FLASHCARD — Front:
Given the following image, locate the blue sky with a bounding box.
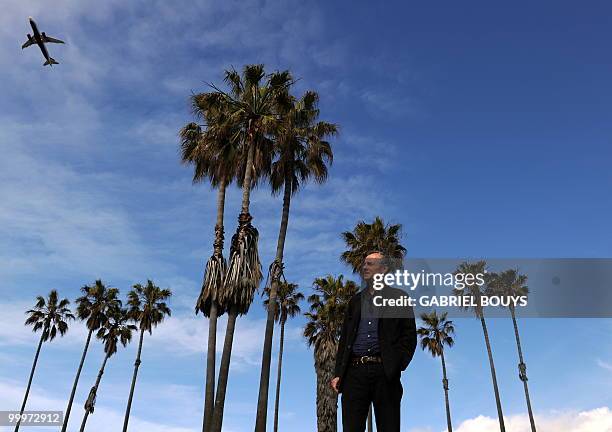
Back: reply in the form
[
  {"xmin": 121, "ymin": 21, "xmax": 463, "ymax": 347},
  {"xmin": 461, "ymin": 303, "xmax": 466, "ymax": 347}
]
[{"xmin": 1, "ymin": 1, "xmax": 611, "ymax": 431}]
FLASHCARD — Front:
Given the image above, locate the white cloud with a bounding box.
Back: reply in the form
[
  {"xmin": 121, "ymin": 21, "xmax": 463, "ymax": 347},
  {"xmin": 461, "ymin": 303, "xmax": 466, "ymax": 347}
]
[
  {"xmin": 0, "ymin": 379, "xmax": 196, "ymax": 432},
  {"xmin": 453, "ymin": 407, "xmax": 612, "ymax": 432},
  {"xmin": 597, "ymin": 359, "xmax": 612, "ymax": 373},
  {"xmin": 147, "ymin": 312, "xmax": 305, "ymax": 369},
  {"xmin": 146, "ymin": 313, "xmax": 267, "ymax": 366}
]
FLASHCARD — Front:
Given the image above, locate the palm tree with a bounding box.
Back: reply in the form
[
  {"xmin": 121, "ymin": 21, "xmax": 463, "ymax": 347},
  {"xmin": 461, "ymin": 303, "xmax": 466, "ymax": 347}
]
[
  {"xmin": 183, "ymin": 77, "xmax": 276, "ymax": 432},
  {"xmin": 61, "ymin": 280, "xmax": 120, "ymax": 432},
  {"xmin": 263, "ymin": 282, "xmax": 304, "ymax": 432},
  {"xmin": 15, "ymin": 290, "xmax": 74, "ymax": 432},
  {"xmin": 489, "ymin": 269, "xmax": 536, "ymax": 432},
  {"xmin": 122, "ymin": 280, "xmax": 172, "ymax": 432},
  {"xmin": 340, "ymin": 216, "xmax": 406, "ymax": 273},
  {"xmin": 208, "ymin": 64, "xmax": 292, "ymax": 432},
  {"xmin": 453, "ymin": 261, "xmax": 505, "ymax": 432},
  {"xmin": 304, "ymin": 275, "xmax": 357, "ymax": 432},
  {"xmin": 340, "ymin": 216, "xmax": 406, "ymax": 430},
  {"xmin": 80, "ymin": 307, "xmax": 135, "ymax": 431},
  {"xmin": 180, "ymin": 90, "xmax": 241, "ymax": 432},
  {"xmin": 418, "ymin": 311, "xmax": 455, "ymax": 432},
  {"xmin": 255, "ymin": 90, "xmax": 337, "ymax": 431}
]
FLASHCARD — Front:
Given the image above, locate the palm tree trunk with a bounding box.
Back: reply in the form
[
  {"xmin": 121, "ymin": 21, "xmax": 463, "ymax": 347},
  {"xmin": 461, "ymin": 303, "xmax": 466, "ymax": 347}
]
[
  {"xmin": 80, "ymin": 353, "xmax": 110, "ymax": 432},
  {"xmin": 210, "ymin": 305, "xmax": 238, "ymax": 432},
  {"xmin": 241, "ymin": 127, "xmax": 255, "ymax": 214},
  {"xmin": 479, "ymin": 313, "xmax": 506, "ymax": 432},
  {"xmin": 203, "ymin": 301, "xmax": 218, "ymax": 432},
  {"xmin": 62, "ymin": 329, "xmax": 93, "ymax": 432},
  {"xmin": 367, "ymin": 406, "xmax": 373, "ymax": 431},
  {"xmin": 255, "ymin": 173, "xmax": 292, "ymax": 432},
  {"xmin": 122, "ymin": 329, "xmax": 145, "ymax": 432},
  {"xmin": 14, "ymin": 333, "xmax": 44, "ymax": 432},
  {"xmin": 510, "ymin": 307, "xmax": 536, "ymax": 432},
  {"xmin": 203, "ymin": 180, "xmax": 227, "ymax": 432},
  {"xmin": 314, "ymin": 351, "xmax": 337, "ymax": 432},
  {"xmin": 215, "ymin": 180, "xmax": 227, "ymax": 237},
  {"xmin": 273, "ymin": 321, "xmax": 286, "ymax": 432},
  {"xmin": 440, "ymin": 350, "xmax": 453, "ymax": 432}
]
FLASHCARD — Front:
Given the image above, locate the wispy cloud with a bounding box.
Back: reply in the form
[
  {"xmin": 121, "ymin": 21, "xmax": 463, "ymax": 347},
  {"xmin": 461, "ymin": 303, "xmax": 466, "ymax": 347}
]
[
  {"xmin": 0, "ymin": 142, "xmax": 167, "ymax": 285},
  {"xmin": 0, "ymin": 379, "xmax": 197, "ymax": 432},
  {"xmin": 360, "ymin": 88, "xmax": 421, "ymax": 119},
  {"xmin": 597, "ymin": 358, "xmax": 612, "ymax": 373}
]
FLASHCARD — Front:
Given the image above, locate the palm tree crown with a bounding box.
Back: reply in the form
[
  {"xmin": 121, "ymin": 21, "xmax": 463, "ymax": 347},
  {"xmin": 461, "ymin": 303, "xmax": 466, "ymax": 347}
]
[
  {"xmin": 188, "ymin": 85, "xmax": 274, "ymax": 191},
  {"xmin": 488, "ymin": 269, "xmax": 529, "ymax": 306},
  {"xmin": 25, "ymin": 289, "xmax": 74, "ymax": 341},
  {"xmin": 180, "ymin": 97, "xmax": 238, "ymax": 188},
  {"xmin": 127, "ymin": 280, "xmax": 172, "ymax": 333},
  {"xmin": 98, "ymin": 307, "xmax": 136, "ymax": 356},
  {"xmin": 452, "ymin": 260, "xmax": 489, "ymax": 315},
  {"xmin": 264, "ymin": 282, "xmax": 304, "ymax": 324},
  {"xmin": 269, "ymin": 90, "xmax": 336, "ymax": 196},
  {"xmin": 418, "ymin": 311, "xmax": 455, "ymax": 356},
  {"xmin": 341, "ymin": 216, "xmax": 406, "ymax": 273},
  {"xmin": 76, "ymin": 280, "xmax": 121, "ymax": 332}
]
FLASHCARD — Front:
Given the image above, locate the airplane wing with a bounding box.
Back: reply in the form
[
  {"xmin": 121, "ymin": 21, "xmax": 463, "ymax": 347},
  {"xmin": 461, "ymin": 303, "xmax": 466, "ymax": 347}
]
[
  {"xmin": 21, "ymin": 37, "xmax": 35, "ymax": 49},
  {"xmin": 41, "ymin": 34, "xmax": 65, "ymax": 44}
]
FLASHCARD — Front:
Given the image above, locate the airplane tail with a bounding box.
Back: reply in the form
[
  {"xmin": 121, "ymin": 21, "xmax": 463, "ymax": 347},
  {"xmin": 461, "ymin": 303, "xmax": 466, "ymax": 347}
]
[{"xmin": 44, "ymin": 57, "xmax": 59, "ymax": 66}]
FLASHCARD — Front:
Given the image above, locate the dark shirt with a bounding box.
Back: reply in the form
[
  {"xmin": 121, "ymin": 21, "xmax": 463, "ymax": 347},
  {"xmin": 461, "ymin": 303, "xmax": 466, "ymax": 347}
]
[{"xmin": 351, "ymin": 289, "xmax": 380, "ymax": 356}]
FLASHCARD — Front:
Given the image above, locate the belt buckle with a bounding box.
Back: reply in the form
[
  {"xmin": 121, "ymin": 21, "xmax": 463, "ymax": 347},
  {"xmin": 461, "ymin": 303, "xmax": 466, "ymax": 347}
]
[{"xmin": 360, "ymin": 356, "xmax": 367, "ymax": 364}]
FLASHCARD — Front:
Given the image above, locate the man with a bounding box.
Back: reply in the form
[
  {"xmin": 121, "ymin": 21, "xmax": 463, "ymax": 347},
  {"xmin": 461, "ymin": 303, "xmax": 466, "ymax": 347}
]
[{"xmin": 331, "ymin": 251, "xmax": 417, "ymax": 431}]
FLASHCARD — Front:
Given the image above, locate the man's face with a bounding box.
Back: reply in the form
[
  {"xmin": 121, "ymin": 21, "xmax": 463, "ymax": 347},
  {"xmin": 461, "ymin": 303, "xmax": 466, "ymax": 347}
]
[{"xmin": 361, "ymin": 253, "xmax": 388, "ymax": 282}]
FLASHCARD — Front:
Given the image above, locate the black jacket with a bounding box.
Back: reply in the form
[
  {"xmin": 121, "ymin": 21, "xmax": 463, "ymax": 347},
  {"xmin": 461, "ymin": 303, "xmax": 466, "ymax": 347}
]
[{"xmin": 334, "ymin": 286, "xmax": 417, "ymax": 392}]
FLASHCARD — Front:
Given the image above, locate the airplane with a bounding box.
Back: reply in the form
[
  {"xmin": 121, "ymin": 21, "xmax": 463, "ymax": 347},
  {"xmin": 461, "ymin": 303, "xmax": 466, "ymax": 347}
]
[{"xmin": 21, "ymin": 17, "xmax": 65, "ymax": 66}]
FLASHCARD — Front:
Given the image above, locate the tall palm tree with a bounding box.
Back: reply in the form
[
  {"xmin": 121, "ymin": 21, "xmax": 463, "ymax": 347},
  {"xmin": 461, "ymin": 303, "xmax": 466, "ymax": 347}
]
[
  {"xmin": 340, "ymin": 216, "xmax": 406, "ymax": 273},
  {"xmin": 453, "ymin": 261, "xmax": 505, "ymax": 432},
  {"xmin": 489, "ymin": 269, "xmax": 536, "ymax": 432},
  {"xmin": 80, "ymin": 307, "xmax": 135, "ymax": 432},
  {"xmin": 180, "ymin": 90, "xmax": 242, "ymax": 432},
  {"xmin": 304, "ymin": 275, "xmax": 357, "ymax": 432},
  {"xmin": 181, "ymin": 120, "xmax": 227, "ymax": 432},
  {"xmin": 183, "ymin": 79, "xmax": 276, "ymax": 432},
  {"xmin": 15, "ymin": 290, "xmax": 74, "ymax": 432},
  {"xmin": 255, "ymin": 90, "xmax": 337, "ymax": 431},
  {"xmin": 263, "ymin": 282, "xmax": 304, "ymax": 432},
  {"xmin": 340, "ymin": 216, "xmax": 406, "ymax": 430},
  {"xmin": 62, "ymin": 280, "xmax": 120, "ymax": 432},
  {"xmin": 208, "ymin": 64, "xmax": 292, "ymax": 432},
  {"xmin": 418, "ymin": 311, "xmax": 455, "ymax": 432},
  {"xmin": 122, "ymin": 280, "xmax": 172, "ymax": 432}
]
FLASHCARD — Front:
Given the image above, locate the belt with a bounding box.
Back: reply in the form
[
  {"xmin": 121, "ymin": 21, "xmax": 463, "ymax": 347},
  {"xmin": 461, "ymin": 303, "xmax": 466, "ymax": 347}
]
[{"xmin": 350, "ymin": 355, "xmax": 382, "ymax": 365}]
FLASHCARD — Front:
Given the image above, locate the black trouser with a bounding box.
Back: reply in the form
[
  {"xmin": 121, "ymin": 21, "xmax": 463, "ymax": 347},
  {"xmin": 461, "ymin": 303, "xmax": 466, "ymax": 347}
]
[{"xmin": 341, "ymin": 362, "xmax": 403, "ymax": 432}]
